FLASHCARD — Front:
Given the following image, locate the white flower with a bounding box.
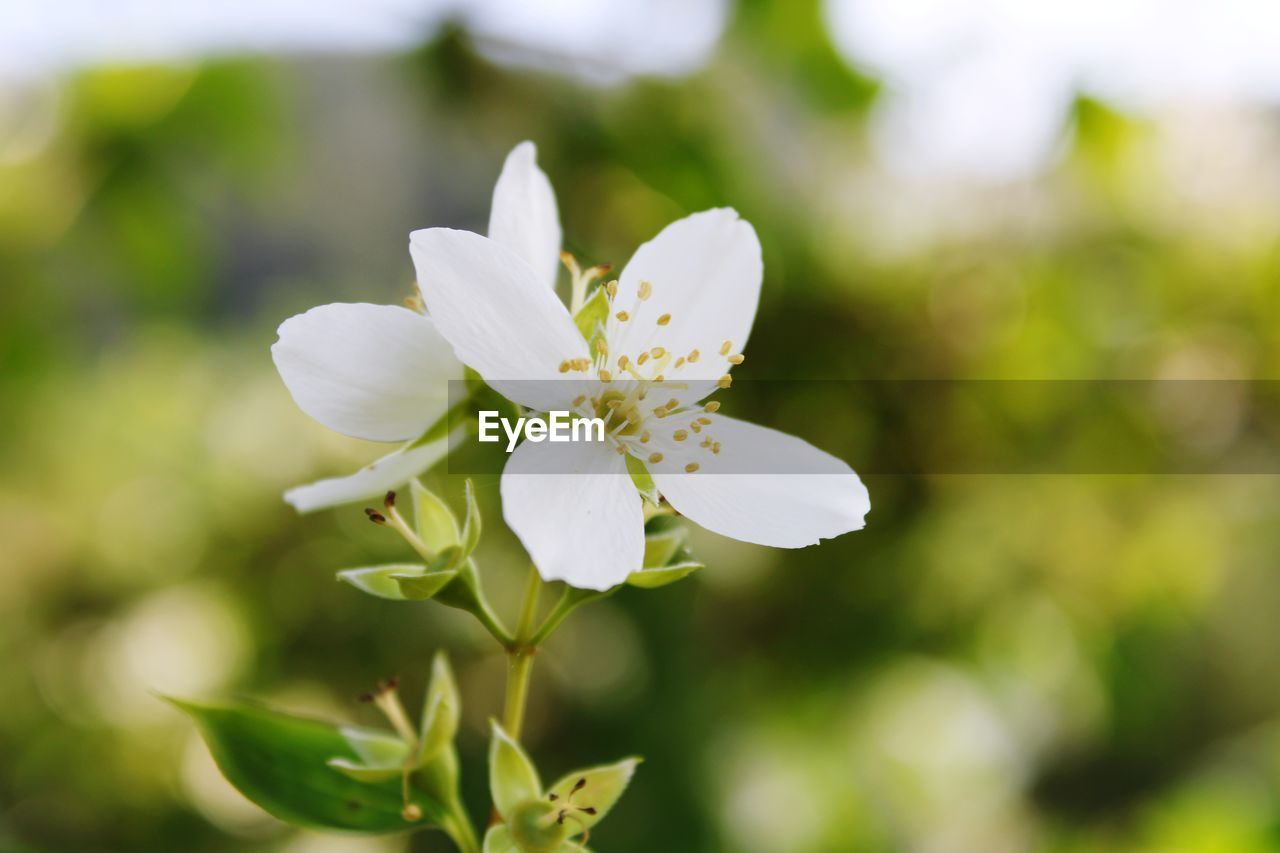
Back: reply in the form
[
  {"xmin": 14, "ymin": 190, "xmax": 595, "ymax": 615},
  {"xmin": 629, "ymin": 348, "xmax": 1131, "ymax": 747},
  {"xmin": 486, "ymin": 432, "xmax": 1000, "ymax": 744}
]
[
  {"xmin": 272, "ymin": 142, "xmax": 561, "ymax": 512},
  {"xmin": 410, "ymin": 206, "xmax": 870, "ymax": 591}
]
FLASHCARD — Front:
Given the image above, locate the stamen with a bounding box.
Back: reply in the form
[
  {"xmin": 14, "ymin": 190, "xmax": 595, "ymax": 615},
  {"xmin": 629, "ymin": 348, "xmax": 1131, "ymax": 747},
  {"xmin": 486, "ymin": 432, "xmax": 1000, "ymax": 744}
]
[
  {"xmin": 637, "ymin": 352, "xmax": 650, "ymax": 365},
  {"xmin": 572, "ymin": 395, "xmax": 586, "ymax": 407},
  {"xmin": 697, "ymin": 417, "xmax": 712, "ymax": 425},
  {"xmin": 653, "ymin": 374, "xmax": 665, "ymax": 382},
  {"xmin": 365, "ymin": 508, "xmax": 386, "ymax": 524},
  {"xmin": 713, "ymin": 442, "xmax": 721, "ymax": 454},
  {"xmin": 673, "ymin": 430, "xmax": 688, "ymax": 441},
  {"xmin": 648, "ymin": 453, "xmax": 663, "ymax": 464},
  {"xmin": 618, "ymin": 355, "xmax": 630, "ymax": 369},
  {"xmin": 691, "ymin": 423, "xmax": 702, "ymax": 433},
  {"xmin": 638, "ymin": 280, "xmax": 652, "ymax": 300},
  {"xmin": 704, "ymin": 401, "xmax": 721, "ymax": 413},
  {"xmin": 606, "ymin": 280, "xmax": 618, "ymax": 299},
  {"xmin": 596, "ymin": 339, "xmax": 609, "ymax": 356},
  {"xmin": 674, "ymin": 357, "xmax": 685, "ymax": 368},
  {"xmin": 606, "ymin": 399, "xmax": 623, "ymax": 409},
  {"xmin": 616, "ymin": 311, "xmax": 630, "ymax": 322},
  {"xmin": 685, "ymin": 462, "xmax": 700, "ymax": 473},
  {"xmin": 559, "ymin": 360, "xmax": 571, "ymax": 373},
  {"xmin": 665, "ymin": 398, "xmax": 679, "ymax": 410},
  {"xmin": 728, "ymin": 354, "xmax": 745, "ymax": 364},
  {"xmin": 700, "ymin": 437, "xmax": 713, "ymax": 448},
  {"xmin": 599, "ymin": 369, "xmax": 613, "ymax": 382},
  {"xmin": 688, "ymin": 349, "xmax": 700, "ymax": 363},
  {"xmin": 657, "ymin": 313, "xmax": 672, "ymax": 326},
  {"xmin": 720, "ymin": 340, "xmax": 732, "ymax": 356},
  {"xmin": 653, "ymin": 406, "xmax": 667, "ymax": 418},
  {"xmin": 651, "ymin": 347, "xmax": 666, "ymax": 359},
  {"xmin": 640, "ymin": 431, "xmax": 651, "ymax": 443},
  {"xmin": 717, "ymin": 374, "xmax": 733, "ymax": 388}
]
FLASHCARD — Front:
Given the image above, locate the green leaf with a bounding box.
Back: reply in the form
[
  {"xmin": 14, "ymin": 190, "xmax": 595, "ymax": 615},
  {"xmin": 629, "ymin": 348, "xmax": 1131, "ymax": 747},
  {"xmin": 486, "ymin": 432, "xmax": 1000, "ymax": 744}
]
[
  {"xmin": 411, "ymin": 479, "xmax": 461, "ymax": 552},
  {"xmin": 171, "ymin": 699, "xmax": 444, "ymax": 832},
  {"xmin": 546, "ymin": 757, "xmax": 641, "ymax": 832},
  {"xmin": 338, "ymin": 564, "xmax": 436, "ymax": 601},
  {"xmin": 626, "ymin": 561, "xmax": 704, "ymax": 589},
  {"xmin": 325, "ymin": 727, "xmax": 411, "ymax": 782},
  {"xmin": 393, "ymin": 563, "xmax": 459, "ymax": 601},
  {"xmin": 624, "ymin": 455, "xmax": 659, "ymax": 505},
  {"xmin": 460, "ymin": 479, "xmax": 482, "ymax": 558},
  {"xmin": 488, "ymin": 721, "xmax": 541, "ymax": 820},
  {"xmin": 418, "ymin": 652, "xmax": 460, "ymax": 764},
  {"xmin": 642, "ymin": 527, "xmax": 688, "ymax": 568},
  {"xmin": 573, "ymin": 283, "xmax": 610, "ymax": 344}
]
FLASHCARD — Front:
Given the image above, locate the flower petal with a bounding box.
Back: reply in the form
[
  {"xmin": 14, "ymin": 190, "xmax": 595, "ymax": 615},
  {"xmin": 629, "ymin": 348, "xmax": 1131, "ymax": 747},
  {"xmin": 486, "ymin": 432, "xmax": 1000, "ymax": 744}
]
[
  {"xmin": 488, "ymin": 141, "xmax": 561, "ymax": 290},
  {"xmin": 410, "ymin": 228, "xmax": 588, "ymax": 411},
  {"xmin": 283, "ymin": 438, "xmax": 450, "ymax": 513},
  {"xmin": 606, "ymin": 208, "xmax": 762, "ymax": 380},
  {"xmin": 651, "ymin": 415, "xmax": 870, "ymax": 548},
  {"xmin": 272, "ymin": 303, "xmax": 460, "ymax": 442},
  {"xmin": 500, "ymin": 439, "xmax": 644, "ymax": 590}
]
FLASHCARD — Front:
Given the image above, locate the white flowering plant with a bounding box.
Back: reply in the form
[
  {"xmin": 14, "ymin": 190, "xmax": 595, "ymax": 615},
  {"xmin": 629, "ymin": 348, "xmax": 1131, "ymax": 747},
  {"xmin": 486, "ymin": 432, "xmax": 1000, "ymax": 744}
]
[{"xmin": 176, "ymin": 143, "xmax": 870, "ymax": 851}]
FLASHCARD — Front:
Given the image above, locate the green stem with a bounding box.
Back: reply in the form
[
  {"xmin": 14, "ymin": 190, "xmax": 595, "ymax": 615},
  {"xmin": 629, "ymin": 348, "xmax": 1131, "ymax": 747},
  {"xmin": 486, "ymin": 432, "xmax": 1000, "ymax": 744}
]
[
  {"xmin": 527, "ymin": 588, "xmax": 582, "ymax": 646},
  {"xmin": 443, "ymin": 802, "xmax": 481, "ymax": 853},
  {"xmin": 502, "ymin": 565, "xmax": 542, "ymax": 739}
]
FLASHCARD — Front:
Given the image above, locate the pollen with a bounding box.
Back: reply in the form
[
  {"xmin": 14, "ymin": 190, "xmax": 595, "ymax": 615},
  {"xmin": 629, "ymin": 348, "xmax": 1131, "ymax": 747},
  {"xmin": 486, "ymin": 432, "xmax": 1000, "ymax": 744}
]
[
  {"xmin": 704, "ymin": 401, "xmax": 721, "ymax": 413},
  {"xmin": 685, "ymin": 462, "xmax": 700, "ymax": 473},
  {"xmin": 688, "ymin": 349, "xmax": 700, "ymax": 363},
  {"xmin": 606, "ymin": 280, "xmax": 618, "ymax": 298},
  {"xmin": 559, "ymin": 360, "xmax": 571, "ymax": 373},
  {"xmin": 728, "ymin": 354, "xmax": 745, "ymax": 364},
  {"xmin": 638, "ymin": 280, "xmax": 652, "ymax": 300},
  {"xmin": 720, "ymin": 340, "xmax": 732, "ymax": 356},
  {"xmin": 616, "ymin": 311, "xmax": 630, "ymax": 322},
  {"xmin": 657, "ymin": 313, "xmax": 671, "ymax": 326},
  {"xmin": 651, "ymin": 347, "xmax": 666, "ymax": 358},
  {"xmin": 648, "ymin": 452, "xmax": 663, "ymax": 464},
  {"xmin": 674, "ymin": 430, "xmax": 688, "ymax": 441},
  {"xmin": 717, "ymin": 374, "xmax": 733, "ymax": 389},
  {"xmin": 599, "ymin": 369, "xmax": 613, "ymax": 382}
]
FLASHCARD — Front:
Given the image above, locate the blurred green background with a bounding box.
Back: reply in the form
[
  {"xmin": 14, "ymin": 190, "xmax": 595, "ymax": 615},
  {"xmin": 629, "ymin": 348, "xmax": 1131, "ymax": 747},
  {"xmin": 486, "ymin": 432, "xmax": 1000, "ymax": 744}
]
[{"xmin": 5, "ymin": 1, "xmax": 1280, "ymax": 851}]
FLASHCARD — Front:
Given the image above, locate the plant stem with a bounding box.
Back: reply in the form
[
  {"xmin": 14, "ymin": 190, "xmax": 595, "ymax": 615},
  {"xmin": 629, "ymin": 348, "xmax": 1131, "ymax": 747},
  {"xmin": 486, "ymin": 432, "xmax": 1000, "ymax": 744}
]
[
  {"xmin": 443, "ymin": 802, "xmax": 481, "ymax": 853},
  {"xmin": 502, "ymin": 564, "xmax": 542, "ymax": 739}
]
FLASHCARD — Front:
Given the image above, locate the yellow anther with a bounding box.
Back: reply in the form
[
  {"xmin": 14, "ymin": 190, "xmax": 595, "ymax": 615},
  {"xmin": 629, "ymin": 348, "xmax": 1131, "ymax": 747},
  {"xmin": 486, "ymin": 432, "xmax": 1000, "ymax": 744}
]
[
  {"xmin": 674, "ymin": 357, "xmax": 685, "ymax": 368},
  {"xmin": 606, "ymin": 280, "xmax": 618, "ymax": 298},
  {"xmin": 640, "ymin": 431, "xmax": 651, "ymax": 443},
  {"xmin": 674, "ymin": 430, "xmax": 688, "ymax": 441},
  {"xmin": 651, "ymin": 347, "xmax": 666, "ymax": 358},
  {"xmin": 691, "ymin": 423, "xmax": 702, "ymax": 433},
  {"xmin": 701, "ymin": 438, "xmax": 712, "ymax": 448},
  {"xmin": 717, "ymin": 374, "xmax": 733, "ymax": 388},
  {"xmin": 728, "ymin": 354, "xmax": 745, "ymax": 364},
  {"xmin": 704, "ymin": 401, "xmax": 721, "ymax": 413},
  {"xmin": 712, "ymin": 442, "xmax": 721, "ymax": 454},
  {"xmin": 638, "ymin": 280, "xmax": 652, "ymax": 300},
  {"xmin": 616, "ymin": 311, "xmax": 630, "ymax": 322},
  {"xmin": 559, "ymin": 360, "xmax": 571, "ymax": 373},
  {"xmin": 599, "ymin": 369, "xmax": 613, "ymax": 382},
  {"xmin": 648, "ymin": 452, "xmax": 663, "ymax": 464},
  {"xmin": 637, "ymin": 352, "xmax": 650, "ymax": 365},
  {"xmin": 573, "ymin": 395, "xmax": 587, "ymax": 407},
  {"xmin": 697, "ymin": 416, "xmax": 712, "ymax": 425},
  {"xmin": 665, "ymin": 398, "xmax": 679, "ymax": 410},
  {"xmin": 685, "ymin": 462, "xmax": 700, "ymax": 473},
  {"xmin": 657, "ymin": 313, "xmax": 671, "ymax": 326},
  {"xmin": 688, "ymin": 349, "xmax": 700, "ymax": 363},
  {"xmin": 653, "ymin": 374, "xmax": 665, "ymax": 382},
  {"xmin": 653, "ymin": 407, "xmax": 668, "ymax": 418},
  {"xmin": 618, "ymin": 354, "xmax": 630, "ymax": 369},
  {"xmin": 606, "ymin": 399, "xmax": 623, "ymax": 409},
  {"xmin": 720, "ymin": 340, "xmax": 732, "ymax": 356},
  {"xmin": 626, "ymin": 408, "xmax": 642, "ymax": 424}
]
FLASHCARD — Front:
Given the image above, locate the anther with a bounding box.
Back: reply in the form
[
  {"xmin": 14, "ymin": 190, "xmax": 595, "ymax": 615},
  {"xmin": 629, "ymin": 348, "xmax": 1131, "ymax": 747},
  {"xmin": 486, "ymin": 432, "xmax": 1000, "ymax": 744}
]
[
  {"xmin": 720, "ymin": 340, "xmax": 732, "ymax": 356},
  {"xmin": 640, "ymin": 431, "xmax": 651, "ymax": 443},
  {"xmin": 402, "ymin": 804, "xmax": 423, "ymax": 822},
  {"xmin": 717, "ymin": 374, "xmax": 733, "ymax": 389},
  {"xmin": 606, "ymin": 280, "xmax": 618, "ymax": 299},
  {"xmin": 637, "ymin": 352, "xmax": 650, "ymax": 365},
  {"xmin": 688, "ymin": 349, "xmax": 700, "ymax": 363},
  {"xmin": 665, "ymin": 398, "xmax": 679, "ymax": 410},
  {"xmin": 572, "ymin": 778, "xmax": 587, "ymax": 794},
  {"xmin": 599, "ymin": 369, "xmax": 612, "ymax": 382},
  {"xmin": 616, "ymin": 311, "xmax": 630, "ymax": 322},
  {"xmin": 697, "ymin": 417, "xmax": 712, "ymax": 425},
  {"xmin": 618, "ymin": 355, "xmax": 630, "ymax": 369},
  {"xmin": 704, "ymin": 401, "xmax": 721, "ymax": 413},
  {"xmin": 649, "ymin": 453, "xmax": 663, "ymax": 464},
  {"xmin": 685, "ymin": 462, "xmax": 700, "ymax": 473},
  {"xmin": 654, "ymin": 374, "xmax": 665, "ymax": 382},
  {"xmin": 559, "ymin": 360, "xmax": 571, "ymax": 373},
  {"xmin": 365, "ymin": 508, "xmax": 387, "ymax": 524},
  {"xmin": 581, "ymin": 807, "xmax": 598, "ymax": 816},
  {"xmin": 728, "ymin": 354, "xmax": 745, "ymax": 364},
  {"xmin": 384, "ymin": 491, "xmax": 396, "ymax": 509},
  {"xmin": 691, "ymin": 423, "xmax": 702, "ymax": 433},
  {"xmin": 657, "ymin": 313, "xmax": 672, "ymax": 326},
  {"xmin": 674, "ymin": 430, "xmax": 688, "ymax": 441},
  {"xmin": 653, "ymin": 407, "xmax": 667, "ymax": 418},
  {"xmin": 573, "ymin": 395, "xmax": 587, "ymax": 407},
  {"xmin": 713, "ymin": 442, "xmax": 721, "ymax": 454},
  {"xmin": 651, "ymin": 347, "xmax": 666, "ymax": 358},
  {"xmin": 606, "ymin": 399, "xmax": 623, "ymax": 409},
  {"xmin": 638, "ymin": 281, "xmax": 652, "ymax": 300},
  {"xmin": 674, "ymin": 357, "xmax": 685, "ymax": 368}
]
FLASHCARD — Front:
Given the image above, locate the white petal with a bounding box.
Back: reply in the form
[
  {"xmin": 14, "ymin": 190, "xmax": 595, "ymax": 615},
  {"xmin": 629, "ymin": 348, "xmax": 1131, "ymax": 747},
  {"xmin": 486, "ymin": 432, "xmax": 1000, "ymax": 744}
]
[
  {"xmin": 284, "ymin": 438, "xmax": 450, "ymax": 513},
  {"xmin": 272, "ymin": 303, "xmax": 460, "ymax": 442},
  {"xmin": 651, "ymin": 415, "xmax": 870, "ymax": 548},
  {"xmin": 410, "ymin": 228, "xmax": 589, "ymax": 411},
  {"xmin": 607, "ymin": 208, "xmax": 762, "ymax": 380},
  {"xmin": 500, "ymin": 439, "xmax": 644, "ymax": 590},
  {"xmin": 488, "ymin": 141, "xmax": 561, "ymax": 290}
]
